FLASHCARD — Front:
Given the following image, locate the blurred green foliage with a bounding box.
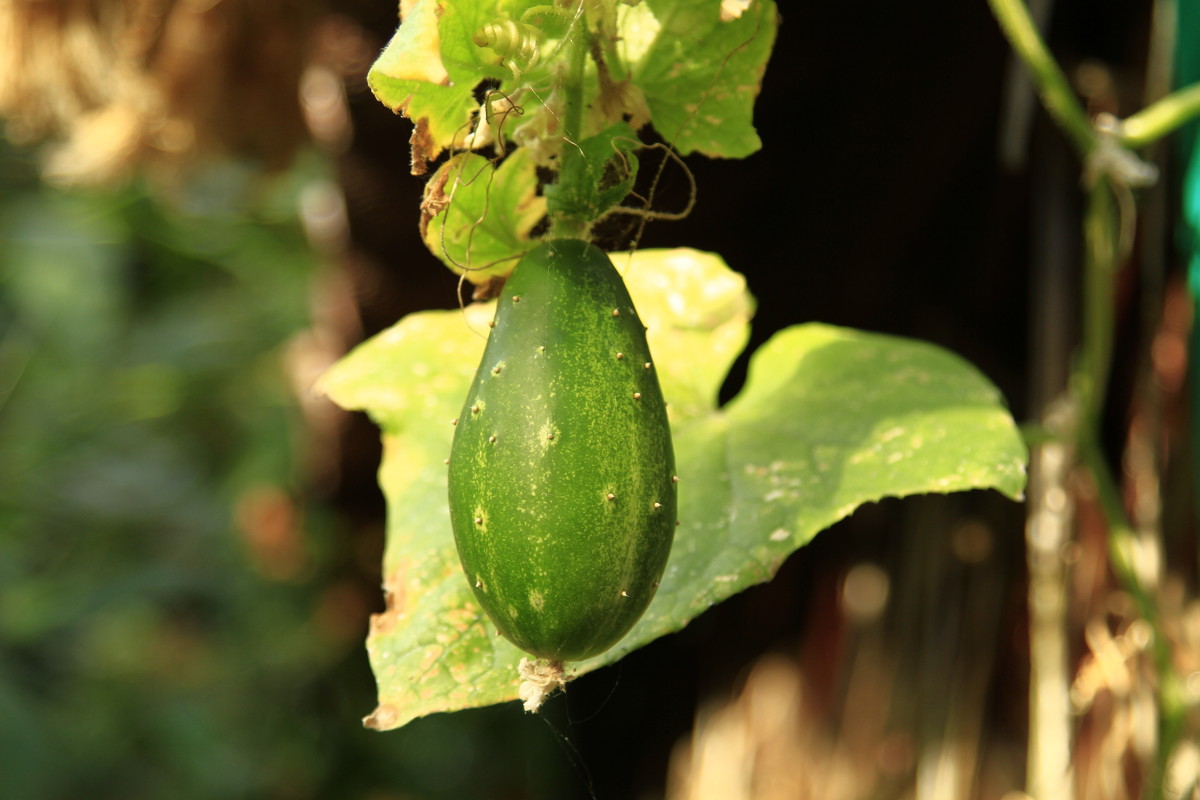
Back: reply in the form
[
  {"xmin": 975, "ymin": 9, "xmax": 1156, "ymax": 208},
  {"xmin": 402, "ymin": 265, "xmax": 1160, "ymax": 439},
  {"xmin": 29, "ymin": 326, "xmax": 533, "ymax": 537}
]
[
  {"xmin": 0, "ymin": 143, "xmax": 571, "ymax": 799},
  {"xmin": 0, "ymin": 142, "xmax": 328, "ymax": 798}
]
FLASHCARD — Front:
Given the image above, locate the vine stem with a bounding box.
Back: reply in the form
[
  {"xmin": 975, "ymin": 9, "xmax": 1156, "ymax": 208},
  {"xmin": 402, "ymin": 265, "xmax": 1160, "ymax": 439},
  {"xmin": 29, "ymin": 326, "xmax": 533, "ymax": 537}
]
[
  {"xmin": 548, "ymin": 3, "xmax": 590, "ymax": 240},
  {"xmin": 987, "ymin": 1, "xmax": 1189, "ymax": 796},
  {"xmin": 986, "ymin": 0, "xmax": 1096, "ymax": 157},
  {"xmin": 1076, "ymin": 174, "xmax": 1178, "ymax": 800},
  {"xmin": 1076, "ymin": 180, "xmax": 1116, "ymax": 430},
  {"xmin": 1070, "ymin": 148, "xmax": 1171, "ymax": 800},
  {"xmin": 1076, "ymin": 171, "xmax": 1181, "ymax": 800},
  {"xmin": 1121, "ymin": 81, "xmax": 1200, "ymax": 148}
]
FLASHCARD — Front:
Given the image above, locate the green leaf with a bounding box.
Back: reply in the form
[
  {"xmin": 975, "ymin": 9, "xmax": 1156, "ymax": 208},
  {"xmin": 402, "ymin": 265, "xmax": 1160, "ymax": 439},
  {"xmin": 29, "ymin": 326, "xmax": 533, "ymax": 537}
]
[
  {"xmin": 368, "ymin": 0, "xmax": 778, "ymax": 170},
  {"xmin": 319, "ymin": 248, "xmax": 1027, "ymax": 730},
  {"xmin": 627, "ymin": 0, "xmax": 778, "ymax": 158},
  {"xmin": 543, "ymin": 122, "xmax": 641, "ymax": 224},
  {"xmin": 421, "ymin": 149, "xmax": 547, "ymax": 281},
  {"xmin": 615, "ymin": 247, "xmax": 754, "ymax": 420}
]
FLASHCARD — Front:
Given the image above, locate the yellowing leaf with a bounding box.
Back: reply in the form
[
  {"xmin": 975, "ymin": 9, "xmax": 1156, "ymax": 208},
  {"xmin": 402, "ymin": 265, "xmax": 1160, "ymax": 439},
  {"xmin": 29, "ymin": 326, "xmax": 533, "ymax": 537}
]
[
  {"xmin": 421, "ymin": 150, "xmax": 546, "ymax": 281},
  {"xmin": 373, "ymin": 0, "xmax": 449, "ymax": 87},
  {"xmin": 367, "ymin": 2, "xmax": 483, "ymax": 166}
]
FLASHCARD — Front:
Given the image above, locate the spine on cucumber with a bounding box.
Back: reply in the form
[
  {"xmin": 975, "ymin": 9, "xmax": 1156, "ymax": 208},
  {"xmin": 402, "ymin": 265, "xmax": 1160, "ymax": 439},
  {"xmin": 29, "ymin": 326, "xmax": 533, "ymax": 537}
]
[{"xmin": 448, "ymin": 239, "xmax": 676, "ymax": 663}]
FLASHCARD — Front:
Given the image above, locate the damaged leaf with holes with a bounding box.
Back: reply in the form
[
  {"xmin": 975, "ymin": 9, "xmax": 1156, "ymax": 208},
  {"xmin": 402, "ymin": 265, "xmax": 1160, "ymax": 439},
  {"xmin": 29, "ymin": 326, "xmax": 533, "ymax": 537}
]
[{"xmin": 368, "ymin": 0, "xmax": 779, "ymax": 178}]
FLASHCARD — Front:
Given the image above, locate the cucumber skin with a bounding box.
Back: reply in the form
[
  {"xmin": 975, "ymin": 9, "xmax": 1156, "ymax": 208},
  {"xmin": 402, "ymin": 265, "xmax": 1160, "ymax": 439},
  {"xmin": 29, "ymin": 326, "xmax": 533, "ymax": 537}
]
[{"xmin": 448, "ymin": 240, "xmax": 676, "ymax": 662}]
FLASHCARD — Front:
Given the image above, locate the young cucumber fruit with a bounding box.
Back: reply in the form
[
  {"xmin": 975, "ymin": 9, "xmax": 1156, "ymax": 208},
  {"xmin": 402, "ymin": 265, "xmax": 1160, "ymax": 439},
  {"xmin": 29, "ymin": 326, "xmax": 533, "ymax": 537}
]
[{"xmin": 448, "ymin": 239, "xmax": 676, "ymax": 662}]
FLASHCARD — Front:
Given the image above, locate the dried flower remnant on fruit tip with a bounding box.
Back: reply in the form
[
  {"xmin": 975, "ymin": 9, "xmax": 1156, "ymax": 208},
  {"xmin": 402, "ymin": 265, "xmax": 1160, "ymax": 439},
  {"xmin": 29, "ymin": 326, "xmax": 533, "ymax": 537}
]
[{"xmin": 518, "ymin": 658, "xmax": 567, "ymax": 713}]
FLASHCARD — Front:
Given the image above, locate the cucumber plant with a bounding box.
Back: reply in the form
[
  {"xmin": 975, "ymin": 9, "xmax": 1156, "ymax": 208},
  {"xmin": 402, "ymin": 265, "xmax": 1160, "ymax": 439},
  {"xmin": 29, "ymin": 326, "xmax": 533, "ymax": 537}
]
[{"xmin": 319, "ymin": 0, "xmax": 1028, "ymax": 728}]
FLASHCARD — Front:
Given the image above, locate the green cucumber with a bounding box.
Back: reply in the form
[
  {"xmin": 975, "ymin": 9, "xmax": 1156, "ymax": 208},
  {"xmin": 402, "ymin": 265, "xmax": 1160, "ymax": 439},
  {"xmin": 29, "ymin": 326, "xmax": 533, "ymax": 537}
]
[{"xmin": 448, "ymin": 239, "xmax": 677, "ymax": 662}]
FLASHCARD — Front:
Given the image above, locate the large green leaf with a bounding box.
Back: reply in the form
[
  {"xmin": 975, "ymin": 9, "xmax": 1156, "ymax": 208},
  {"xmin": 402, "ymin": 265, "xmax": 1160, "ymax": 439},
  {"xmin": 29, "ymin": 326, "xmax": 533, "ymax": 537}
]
[
  {"xmin": 319, "ymin": 248, "xmax": 1027, "ymax": 730},
  {"xmin": 628, "ymin": 0, "xmax": 778, "ymax": 157}
]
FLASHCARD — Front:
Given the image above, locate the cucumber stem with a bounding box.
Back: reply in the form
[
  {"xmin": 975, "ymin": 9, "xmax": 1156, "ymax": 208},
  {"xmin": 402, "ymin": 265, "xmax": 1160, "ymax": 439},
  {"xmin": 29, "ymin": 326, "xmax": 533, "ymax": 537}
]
[{"xmin": 548, "ymin": 3, "xmax": 591, "ymax": 240}]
